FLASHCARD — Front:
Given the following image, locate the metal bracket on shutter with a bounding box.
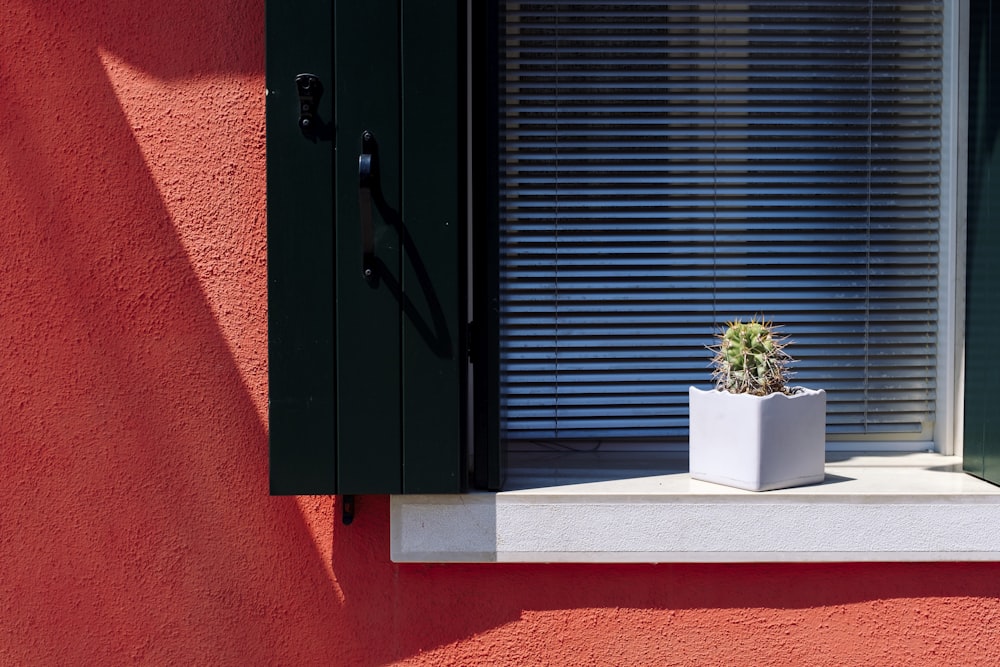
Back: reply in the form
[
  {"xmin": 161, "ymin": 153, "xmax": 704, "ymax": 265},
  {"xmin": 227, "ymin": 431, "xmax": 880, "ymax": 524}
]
[
  {"xmin": 341, "ymin": 495, "xmax": 355, "ymax": 525},
  {"xmin": 295, "ymin": 73, "xmax": 331, "ymax": 141}
]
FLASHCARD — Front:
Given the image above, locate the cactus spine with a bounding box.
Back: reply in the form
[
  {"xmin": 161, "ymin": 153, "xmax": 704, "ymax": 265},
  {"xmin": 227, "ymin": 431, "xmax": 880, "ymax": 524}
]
[{"xmin": 709, "ymin": 317, "xmax": 793, "ymax": 396}]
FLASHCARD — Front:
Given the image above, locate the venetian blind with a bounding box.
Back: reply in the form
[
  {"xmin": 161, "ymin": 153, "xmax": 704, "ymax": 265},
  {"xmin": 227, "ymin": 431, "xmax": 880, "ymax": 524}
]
[{"xmin": 497, "ymin": 0, "xmax": 943, "ymax": 442}]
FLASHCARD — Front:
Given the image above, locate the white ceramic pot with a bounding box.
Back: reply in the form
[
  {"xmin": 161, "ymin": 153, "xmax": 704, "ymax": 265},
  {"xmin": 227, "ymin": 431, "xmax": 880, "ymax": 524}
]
[{"xmin": 688, "ymin": 386, "xmax": 827, "ymax": 491}]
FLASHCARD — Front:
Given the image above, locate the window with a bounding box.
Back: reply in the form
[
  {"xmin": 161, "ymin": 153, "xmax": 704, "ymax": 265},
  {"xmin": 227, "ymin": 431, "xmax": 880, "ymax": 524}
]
[
  {"xmin": 405, "ymin": 0, "xmax": 1000, "ymax": 562},
  {"xmin": 269, "ymin": 0, "xmax": 1000, "ymax": 561}
]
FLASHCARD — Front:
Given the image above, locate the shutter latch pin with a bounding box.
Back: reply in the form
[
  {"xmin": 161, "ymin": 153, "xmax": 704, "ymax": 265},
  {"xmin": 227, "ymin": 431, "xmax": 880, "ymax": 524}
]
[{"xmin": 341, "ymin": 495, "xmax": 355, "ymax": 525}]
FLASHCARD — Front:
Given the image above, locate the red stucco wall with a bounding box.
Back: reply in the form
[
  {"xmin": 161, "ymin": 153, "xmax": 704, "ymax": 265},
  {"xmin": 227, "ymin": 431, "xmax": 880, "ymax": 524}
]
[{"xmin": 3, "ymin": 2, "xmax": 1000, "ymax": 665}]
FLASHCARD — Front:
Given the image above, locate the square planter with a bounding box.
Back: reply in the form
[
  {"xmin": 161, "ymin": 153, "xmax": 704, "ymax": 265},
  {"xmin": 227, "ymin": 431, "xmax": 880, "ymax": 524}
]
[{"xmin": 688, "ymin": 386, "xmax": 827, "ymax": 491}]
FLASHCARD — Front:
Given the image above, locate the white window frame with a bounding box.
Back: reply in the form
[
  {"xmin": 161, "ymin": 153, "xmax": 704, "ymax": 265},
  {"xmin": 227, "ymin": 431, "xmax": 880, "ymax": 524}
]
[{"xmin": 389, "ymin": 0, "xmax": 1000, "ymax": 564}]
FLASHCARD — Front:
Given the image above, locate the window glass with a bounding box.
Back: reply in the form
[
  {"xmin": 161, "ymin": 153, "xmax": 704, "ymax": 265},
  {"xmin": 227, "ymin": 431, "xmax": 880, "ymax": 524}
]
[{"xmin": 498, "ymin": 1, "xmax": 943, "ymax": 444}]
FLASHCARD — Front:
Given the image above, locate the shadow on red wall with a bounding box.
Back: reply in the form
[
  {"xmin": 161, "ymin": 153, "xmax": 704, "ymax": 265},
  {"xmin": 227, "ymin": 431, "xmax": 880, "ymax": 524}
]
[
  {"xmin": 0, "ymin": 1, "xmax": 350, "ymax": 664},
  {"xmin": 3, "ymin": 1, "xmax": 1000, "ymax": 665}
]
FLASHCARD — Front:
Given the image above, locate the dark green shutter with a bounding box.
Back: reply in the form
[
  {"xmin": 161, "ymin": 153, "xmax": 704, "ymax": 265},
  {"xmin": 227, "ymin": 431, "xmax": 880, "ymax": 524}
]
[
  {"xmin": 964, "ymin": 0, "xmax": 1000, "ymax": 484},
  {"xmin": 268, "ymin": 0, "xmax": 466, "ymax": 494}
]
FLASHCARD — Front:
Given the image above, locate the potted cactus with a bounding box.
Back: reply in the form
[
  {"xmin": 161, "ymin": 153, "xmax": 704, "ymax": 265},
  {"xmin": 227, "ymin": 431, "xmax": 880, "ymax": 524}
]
[{"xmin": 688, "ymin": 317, "xmax": 827, "ymax": 491}]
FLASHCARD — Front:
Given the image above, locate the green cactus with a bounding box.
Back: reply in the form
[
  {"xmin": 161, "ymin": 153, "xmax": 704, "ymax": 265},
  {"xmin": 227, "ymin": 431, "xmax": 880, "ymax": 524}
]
[{"xmin": 709, "ymin": 317, "xmax": 794, "ymax": 396}]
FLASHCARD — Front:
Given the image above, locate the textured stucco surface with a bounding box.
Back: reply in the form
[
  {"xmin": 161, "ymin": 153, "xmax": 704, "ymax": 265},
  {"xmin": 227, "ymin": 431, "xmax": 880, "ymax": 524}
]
[{"xmin": 2, "ymin": 1, "xmax": 1000, "ymax": 665}]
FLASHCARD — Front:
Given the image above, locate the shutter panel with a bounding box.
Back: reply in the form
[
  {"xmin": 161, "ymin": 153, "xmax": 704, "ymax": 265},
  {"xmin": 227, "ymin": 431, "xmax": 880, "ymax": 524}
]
[
  {"xmin": 497, "ymin": 0, "xmax": 942, "ymax": 443},
  {"xmin": 267, "ymin": 0, "xmax": 336, "ymax": 494},
  {"xmin": 269, "ymin": 0, "xmax": 465, "ymax": 494},
  {"xmin": 964, "ymin": 0, "xmax": 1000, "ymax": 483},
  {"xmin": 334, "ymin": 0, "xmax": 405, "ymax": 492},
  {"xmin": 399, "ymin": 0, "xmax": 466, "ymax": 492}
]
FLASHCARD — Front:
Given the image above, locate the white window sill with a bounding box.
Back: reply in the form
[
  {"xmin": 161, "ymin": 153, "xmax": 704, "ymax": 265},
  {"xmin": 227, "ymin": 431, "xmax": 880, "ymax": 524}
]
[{"xmin": 390, "ymin": 452, "xmax": 1000, "ymax": 563}]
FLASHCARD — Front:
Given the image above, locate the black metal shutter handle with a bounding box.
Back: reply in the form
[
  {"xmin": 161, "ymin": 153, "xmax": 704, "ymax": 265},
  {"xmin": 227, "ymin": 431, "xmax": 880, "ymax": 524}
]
[{"xmin": 358, "ymin": 131, "xmax": 377, "ymax": 284}]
